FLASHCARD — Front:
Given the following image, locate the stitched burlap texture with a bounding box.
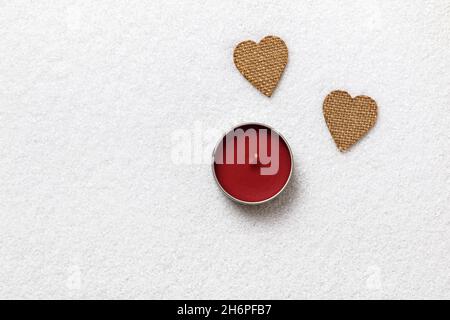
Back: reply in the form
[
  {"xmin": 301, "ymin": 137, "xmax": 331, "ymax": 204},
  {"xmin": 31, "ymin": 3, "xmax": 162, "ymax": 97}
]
[
  {"xmin": 233, "ymin": 36, "xmax": 288, "ymax": 97},
  {"xmin": 323, "ymin": 90, "xmax": 378, "ymax": 152}
]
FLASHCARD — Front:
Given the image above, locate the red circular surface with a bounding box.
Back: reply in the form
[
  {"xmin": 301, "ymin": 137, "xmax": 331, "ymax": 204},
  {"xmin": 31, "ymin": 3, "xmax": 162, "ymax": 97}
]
[{"xmin": 213, "ymin": 124, "xmax": 293, "ymax": 203}]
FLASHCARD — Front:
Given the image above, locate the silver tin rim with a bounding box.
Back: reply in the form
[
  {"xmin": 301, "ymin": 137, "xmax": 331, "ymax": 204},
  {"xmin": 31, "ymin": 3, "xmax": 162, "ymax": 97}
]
[{"xmin": 211, "ymin": 122, "xmax": 294, "ymax": 205}]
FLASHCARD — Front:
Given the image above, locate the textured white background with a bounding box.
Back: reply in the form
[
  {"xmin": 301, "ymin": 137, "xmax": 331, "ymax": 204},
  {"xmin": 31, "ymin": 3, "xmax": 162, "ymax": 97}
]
[{"xmin": 0, "ymin": 0, "xmax": 449, "ymax": 299}]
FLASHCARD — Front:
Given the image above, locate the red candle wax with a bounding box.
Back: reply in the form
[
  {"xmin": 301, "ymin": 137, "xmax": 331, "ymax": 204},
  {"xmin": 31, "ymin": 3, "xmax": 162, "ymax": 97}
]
[{"xmin": 212, "ymin": 123, "xmax": 293, "ymax": 204}]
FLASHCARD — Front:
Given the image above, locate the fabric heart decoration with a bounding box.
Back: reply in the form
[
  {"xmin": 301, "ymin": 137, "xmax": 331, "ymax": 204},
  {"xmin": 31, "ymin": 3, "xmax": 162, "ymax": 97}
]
[
  {"xmin": 323, "ymin": 90, "xmax": 378, "ymax": 152},
  {"xmin": 233, "ymin": 36, "xmax": 288, "ymax": 97}
]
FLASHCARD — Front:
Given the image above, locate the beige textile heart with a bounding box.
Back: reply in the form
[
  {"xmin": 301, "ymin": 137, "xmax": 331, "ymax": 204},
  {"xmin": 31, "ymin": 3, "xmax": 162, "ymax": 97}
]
[
  {"xmin": 233, "ymin": 36, "xmax": 288, "ymax": 97},
  {"xmin": 323, "ymin": 90, "xmax": 378, "ymax": 152}
]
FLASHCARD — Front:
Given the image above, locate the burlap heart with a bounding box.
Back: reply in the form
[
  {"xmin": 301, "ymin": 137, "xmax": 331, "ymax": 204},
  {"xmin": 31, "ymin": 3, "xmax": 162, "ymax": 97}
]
[
  {"xmin": 323, "ymin": 90, "xmax": 378, "ymax": 152},
  {"xmin": 233, "ymin": 36, "xmax": 288, "ymax": 97}
]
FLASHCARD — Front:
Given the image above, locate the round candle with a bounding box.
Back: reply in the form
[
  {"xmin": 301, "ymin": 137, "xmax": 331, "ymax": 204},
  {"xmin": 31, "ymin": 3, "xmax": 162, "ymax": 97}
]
[{"xmin": 212, "ymin": 123, "xmax": 293, "ymax": 204}]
